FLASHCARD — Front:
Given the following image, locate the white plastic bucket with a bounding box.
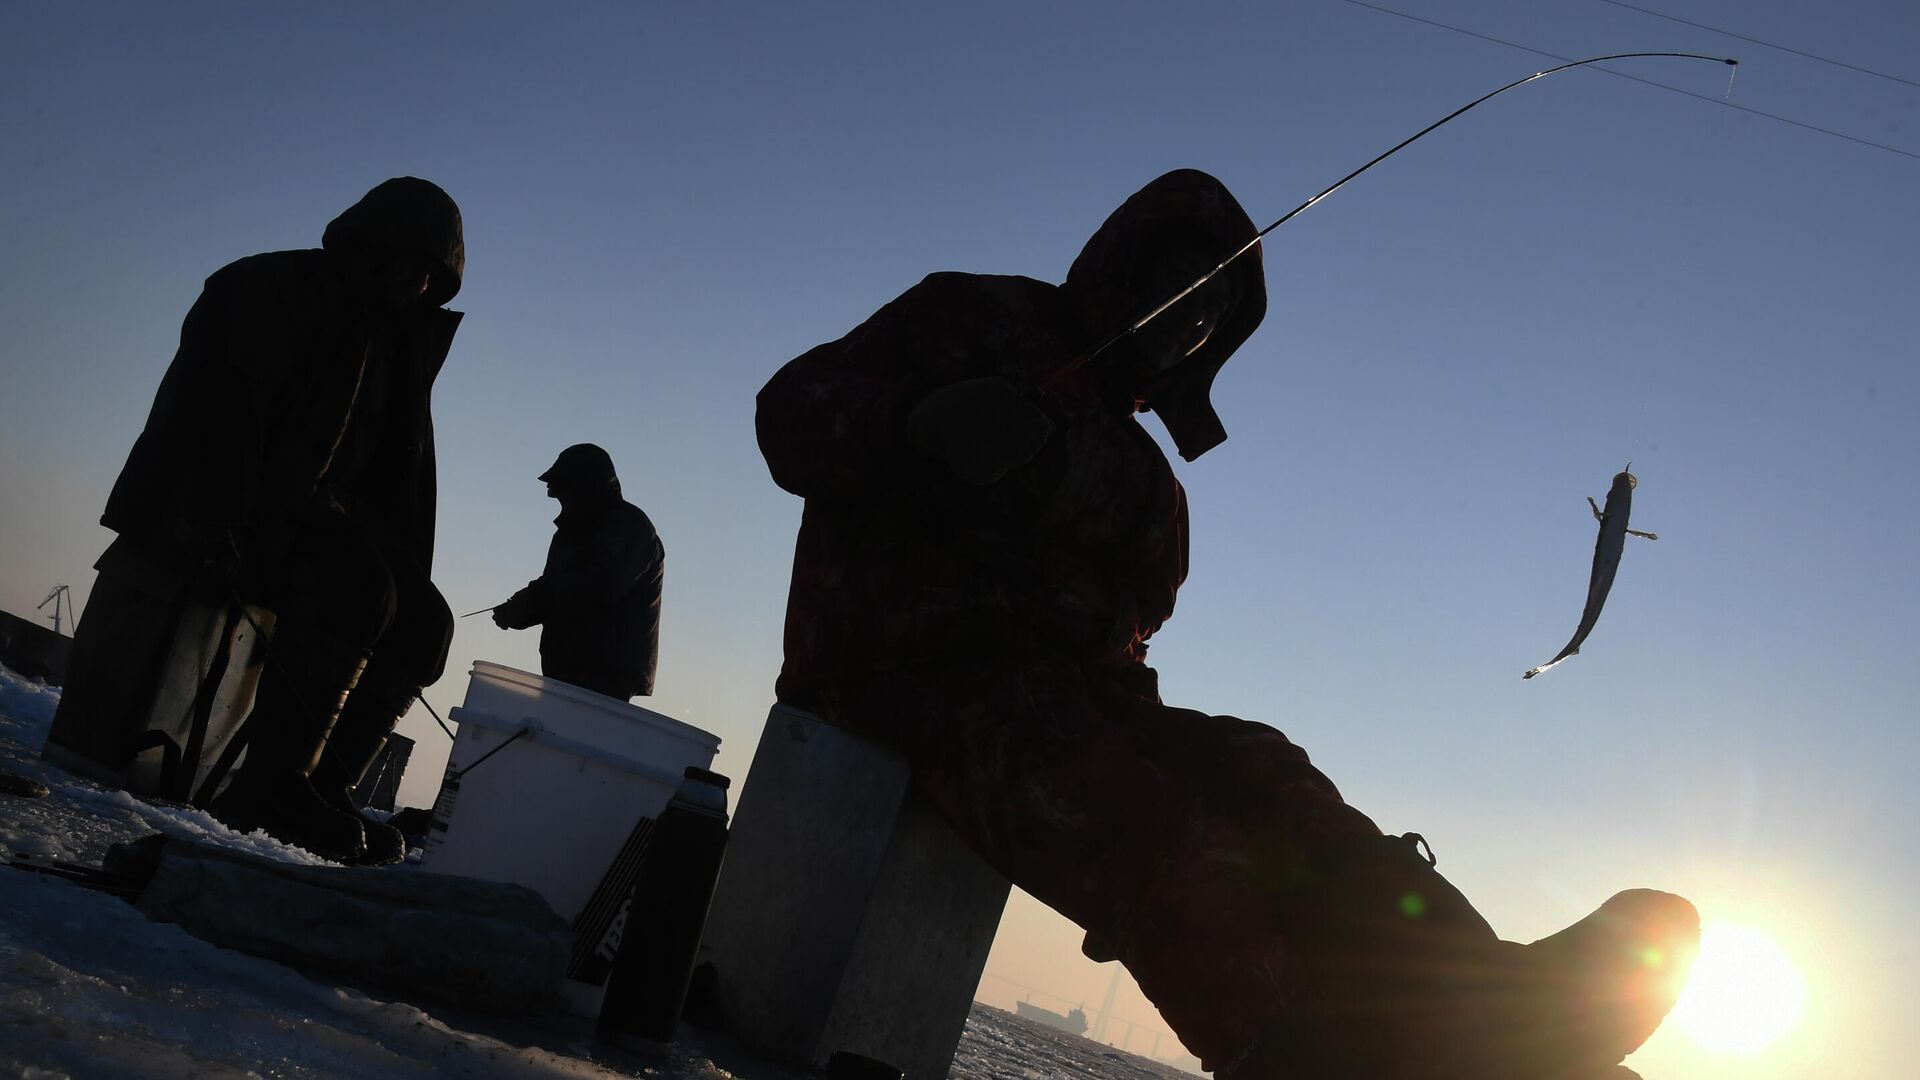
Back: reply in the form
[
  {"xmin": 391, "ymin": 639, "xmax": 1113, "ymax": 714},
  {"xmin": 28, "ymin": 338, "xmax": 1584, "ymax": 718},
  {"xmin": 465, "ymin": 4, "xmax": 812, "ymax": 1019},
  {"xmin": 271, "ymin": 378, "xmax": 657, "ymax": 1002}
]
[{"xmin": 420, "ymin": 662, "xmax": 721, "ymax": 1013}]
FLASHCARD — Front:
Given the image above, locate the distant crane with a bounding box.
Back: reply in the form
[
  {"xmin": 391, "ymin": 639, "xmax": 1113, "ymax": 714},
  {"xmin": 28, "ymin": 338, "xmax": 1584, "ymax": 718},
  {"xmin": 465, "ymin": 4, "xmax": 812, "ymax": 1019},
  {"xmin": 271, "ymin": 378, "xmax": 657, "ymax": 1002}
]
[{"xmin": 37, "ymin": 584, "xmax": 76, "ymax": 636}]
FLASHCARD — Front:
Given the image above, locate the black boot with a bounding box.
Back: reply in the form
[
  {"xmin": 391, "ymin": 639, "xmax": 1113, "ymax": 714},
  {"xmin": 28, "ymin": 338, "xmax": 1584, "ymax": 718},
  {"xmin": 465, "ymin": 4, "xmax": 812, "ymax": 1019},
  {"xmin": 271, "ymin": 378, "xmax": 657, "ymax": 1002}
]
[
  {"xmin": 1223, "ymin": 834, "xmax": 1698, "ymax": 1080},
  {"xmin": 210, "ymin": 625, "xmax": 370, "ymax": 863},
  {"xmin": 311, "ymin": 663, "xmax": 419, "ymax": 866}
]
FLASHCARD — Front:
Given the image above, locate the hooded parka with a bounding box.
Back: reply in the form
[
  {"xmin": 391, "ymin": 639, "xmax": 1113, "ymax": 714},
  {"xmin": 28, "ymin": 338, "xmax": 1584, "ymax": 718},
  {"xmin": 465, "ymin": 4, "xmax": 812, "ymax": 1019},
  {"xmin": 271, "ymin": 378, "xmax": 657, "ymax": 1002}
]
[
  {"xmin": 101, "ymin": 177, "xmax": 464, "ymax": 578},
  {"xmin": 59, "ymin": 179, "xmax": 465, "ymax": 859},
  {"xmin": 755, "ymin": 172, "xmax": 1397, "ymax": 1066},
  {"xmin": 757, "ymin": 169, "xmax": 1265, "ymax": 704}
]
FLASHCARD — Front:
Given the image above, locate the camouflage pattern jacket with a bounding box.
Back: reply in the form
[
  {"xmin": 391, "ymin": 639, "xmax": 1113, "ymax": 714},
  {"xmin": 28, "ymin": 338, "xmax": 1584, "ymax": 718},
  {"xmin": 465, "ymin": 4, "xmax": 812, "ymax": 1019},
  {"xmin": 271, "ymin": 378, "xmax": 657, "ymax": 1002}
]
[{"xmin": 756, "ymin": 271, "xmax": 1187, "ymax": 704}]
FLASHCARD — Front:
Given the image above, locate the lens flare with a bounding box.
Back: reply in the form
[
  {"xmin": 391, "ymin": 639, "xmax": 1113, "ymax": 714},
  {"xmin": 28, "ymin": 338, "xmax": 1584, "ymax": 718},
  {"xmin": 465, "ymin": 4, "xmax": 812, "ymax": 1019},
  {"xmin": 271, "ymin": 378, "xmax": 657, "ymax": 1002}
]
[{"xmin": 1669, "ymin": 922, "xmax": 1806, "ymax": 1055}]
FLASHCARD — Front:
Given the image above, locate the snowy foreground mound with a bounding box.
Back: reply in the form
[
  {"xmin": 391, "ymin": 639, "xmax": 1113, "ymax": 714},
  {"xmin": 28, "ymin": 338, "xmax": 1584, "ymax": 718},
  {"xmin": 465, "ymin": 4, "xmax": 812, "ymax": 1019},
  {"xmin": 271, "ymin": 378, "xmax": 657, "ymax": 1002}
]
[{"xmin": 0, "ymin": 664, "xmax": 1192, "ymax": 1079}]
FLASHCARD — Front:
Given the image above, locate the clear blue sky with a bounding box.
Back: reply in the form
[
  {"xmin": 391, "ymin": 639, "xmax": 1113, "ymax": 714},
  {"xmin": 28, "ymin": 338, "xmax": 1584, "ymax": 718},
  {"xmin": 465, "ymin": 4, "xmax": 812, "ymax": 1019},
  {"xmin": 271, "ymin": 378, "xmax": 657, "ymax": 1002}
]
[{"xmin": 2, "ymin": 3, "xmax": 1914, "ymax": 1074}]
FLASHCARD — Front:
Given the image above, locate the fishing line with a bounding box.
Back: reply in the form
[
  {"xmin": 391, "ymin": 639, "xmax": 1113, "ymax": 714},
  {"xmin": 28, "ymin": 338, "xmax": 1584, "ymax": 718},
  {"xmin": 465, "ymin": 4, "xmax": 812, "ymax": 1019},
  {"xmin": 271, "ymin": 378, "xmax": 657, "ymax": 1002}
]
[
  {"xmin": 1062, "ymin": 51, "xmax": 1736, "ymax": 383},
  {"xmin": 1594, "ymin": 0, "xmax": 1920, "ymax": 91},
  {"xmin": 1346, "ymin": 0, "xmax": 1920, "ymax": 160},
  {"xmin": 418, "ymin": 694, "xmax": 456, "ymax": 740}
]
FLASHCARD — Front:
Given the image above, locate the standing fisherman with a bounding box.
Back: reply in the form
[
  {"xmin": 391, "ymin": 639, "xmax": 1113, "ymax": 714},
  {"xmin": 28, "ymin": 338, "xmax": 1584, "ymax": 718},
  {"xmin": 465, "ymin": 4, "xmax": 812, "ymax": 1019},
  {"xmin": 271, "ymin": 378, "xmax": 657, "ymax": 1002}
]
[
  {"xmin": 757, "ymin": 169, "xmax": 1698, "ymax": 1077},
  {"xmin": 491, "ymin": 443, "xmax": 666, "ymax": 701},
  {"xmin": 57, "ymin": 178, "xmax": 465, "ymax": 865}
]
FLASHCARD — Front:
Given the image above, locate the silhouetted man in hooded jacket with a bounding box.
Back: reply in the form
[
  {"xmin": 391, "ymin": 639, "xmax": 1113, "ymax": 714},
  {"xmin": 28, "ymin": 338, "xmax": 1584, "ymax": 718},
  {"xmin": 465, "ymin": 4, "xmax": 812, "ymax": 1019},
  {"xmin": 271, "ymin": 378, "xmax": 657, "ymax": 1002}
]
[
  {"xmin": 94, "ymin": 177, "xmax": 464, "ymax": 864},
  {"xmin": 757, "ymin": 170, "xmax": 1698, "ymax": 1078},
  {"xmin": 492, "ymin": 444, "xmax": 664, "ymax": 700}
]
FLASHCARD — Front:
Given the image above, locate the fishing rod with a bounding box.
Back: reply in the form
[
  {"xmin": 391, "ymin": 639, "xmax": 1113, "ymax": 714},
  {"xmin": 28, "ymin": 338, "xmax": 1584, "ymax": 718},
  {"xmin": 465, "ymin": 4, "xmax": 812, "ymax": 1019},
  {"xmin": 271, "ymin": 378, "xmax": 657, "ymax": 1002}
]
[{"xmin": 1060, "ymin": 51, "xmax": 1738, "ymax": 381}]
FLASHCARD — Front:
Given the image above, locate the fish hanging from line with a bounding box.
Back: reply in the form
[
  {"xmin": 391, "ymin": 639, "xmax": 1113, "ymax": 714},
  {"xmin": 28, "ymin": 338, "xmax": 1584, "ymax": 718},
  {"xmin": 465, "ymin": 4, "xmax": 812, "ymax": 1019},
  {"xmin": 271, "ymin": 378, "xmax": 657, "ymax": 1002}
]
[{"xmin": 1524, "ymin": 465, "xmax": 1659, "ymax": 680}]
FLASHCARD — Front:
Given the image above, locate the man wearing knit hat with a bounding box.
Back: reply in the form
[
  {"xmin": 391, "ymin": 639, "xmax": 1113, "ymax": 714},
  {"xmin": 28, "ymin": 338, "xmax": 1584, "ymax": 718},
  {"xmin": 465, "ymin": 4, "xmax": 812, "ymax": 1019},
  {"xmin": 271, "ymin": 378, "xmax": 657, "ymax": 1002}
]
[{"xmin": 491, "ymin": 443, "xmax": 665, "ymax": 701}]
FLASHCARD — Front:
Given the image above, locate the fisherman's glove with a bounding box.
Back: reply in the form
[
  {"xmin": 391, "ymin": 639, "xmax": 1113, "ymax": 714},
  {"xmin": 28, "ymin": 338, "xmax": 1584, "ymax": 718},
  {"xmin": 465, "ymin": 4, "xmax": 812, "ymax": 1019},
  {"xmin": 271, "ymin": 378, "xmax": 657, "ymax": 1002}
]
[
  {"xmin": 491, "ymin": 585, "xmax": 542, "ymax": 630},
  {"xmin": 906, "ymin": 375, "xmax": 1056, "ymax": 486},
  {"xmin": 176, "ymin": 520, "xmax": 281, "ymax": 602}
]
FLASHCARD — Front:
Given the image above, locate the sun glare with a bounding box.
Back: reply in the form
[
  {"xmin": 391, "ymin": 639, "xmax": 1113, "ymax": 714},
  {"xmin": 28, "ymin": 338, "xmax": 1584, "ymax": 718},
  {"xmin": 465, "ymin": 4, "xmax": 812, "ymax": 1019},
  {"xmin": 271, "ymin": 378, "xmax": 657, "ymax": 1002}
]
[{"xmin": 1669, "ymin": 922, "xmax": 1807, "ymax": 1056}]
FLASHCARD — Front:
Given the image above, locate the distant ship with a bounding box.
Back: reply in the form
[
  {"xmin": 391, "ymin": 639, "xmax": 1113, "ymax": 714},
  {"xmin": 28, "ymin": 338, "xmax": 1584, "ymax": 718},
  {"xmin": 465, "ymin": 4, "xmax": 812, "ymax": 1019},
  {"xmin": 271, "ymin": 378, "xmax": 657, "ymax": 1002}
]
[{"xmin": 1015, "ymin": 1001, "xmax": 1089, "ymax": 1036}]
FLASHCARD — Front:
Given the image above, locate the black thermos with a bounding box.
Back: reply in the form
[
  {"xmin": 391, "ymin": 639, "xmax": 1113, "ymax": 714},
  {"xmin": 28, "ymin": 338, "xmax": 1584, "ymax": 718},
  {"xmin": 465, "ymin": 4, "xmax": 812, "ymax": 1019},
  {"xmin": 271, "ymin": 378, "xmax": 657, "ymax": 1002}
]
[{"xmin": 596, "ymin": 765, "xmax": 731, "ymax": 1049}]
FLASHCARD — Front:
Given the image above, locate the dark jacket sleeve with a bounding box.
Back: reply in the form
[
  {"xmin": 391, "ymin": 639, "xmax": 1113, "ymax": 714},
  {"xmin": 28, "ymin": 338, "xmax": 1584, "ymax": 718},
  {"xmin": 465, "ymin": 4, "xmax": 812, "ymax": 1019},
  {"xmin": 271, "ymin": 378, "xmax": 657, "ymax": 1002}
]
[
  {"xmin": 100, "ymin": 278, "xmax": 238, "ymax": 546},
  {"xmin": 755, "ymin": 273, "xmax": 1063, "ymax": 502},
  {"xmin": 538, "ymin": 512, "xmax": 664, "ymax": 618},
  {"xmin": 103, "ymin": 258, "xmax": 336, "ymax": 550},
  {"xmin": 350, "ymin": 307, "xmax": 461, "ymax": 572}
]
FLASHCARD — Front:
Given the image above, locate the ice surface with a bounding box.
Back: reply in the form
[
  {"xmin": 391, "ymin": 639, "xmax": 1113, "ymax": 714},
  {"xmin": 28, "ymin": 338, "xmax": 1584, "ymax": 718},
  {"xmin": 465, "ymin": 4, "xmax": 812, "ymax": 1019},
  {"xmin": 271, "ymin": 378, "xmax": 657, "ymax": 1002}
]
[
  {"xmin": 0, "ymin": 661, "xmax": 58, "ymax": 745},
  {"xmin": 0, "ymin": 662, "xmax": 1196, "ymax": 1078},
  {"xmin": 953, "ymin": 1009, "xmax": 1195, "ymax": 1080}
]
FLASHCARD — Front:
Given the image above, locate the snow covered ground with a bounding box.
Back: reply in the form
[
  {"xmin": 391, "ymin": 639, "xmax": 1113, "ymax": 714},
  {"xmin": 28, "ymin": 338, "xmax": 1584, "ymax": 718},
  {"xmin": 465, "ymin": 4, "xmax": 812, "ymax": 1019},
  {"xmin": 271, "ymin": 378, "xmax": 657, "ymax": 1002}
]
[{"xmin": 0, "ymin": 663, "xmax": 1192, "ymax": 1080}]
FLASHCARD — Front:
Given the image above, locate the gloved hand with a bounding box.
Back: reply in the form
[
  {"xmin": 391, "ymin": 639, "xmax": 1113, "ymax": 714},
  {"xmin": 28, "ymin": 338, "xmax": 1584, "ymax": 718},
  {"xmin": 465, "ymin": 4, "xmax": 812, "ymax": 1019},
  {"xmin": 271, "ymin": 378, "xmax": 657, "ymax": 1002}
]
[
  {"xmin": 179, "ymin": 520, "xmax": 282, "ymax": 600},
  {"xmin": 491, "ymin": 586, "xmax": 541, "ymax": 629},
  {"xmin": 906, "ymin": 375, "xmax": 1056, "ymax": 486}
]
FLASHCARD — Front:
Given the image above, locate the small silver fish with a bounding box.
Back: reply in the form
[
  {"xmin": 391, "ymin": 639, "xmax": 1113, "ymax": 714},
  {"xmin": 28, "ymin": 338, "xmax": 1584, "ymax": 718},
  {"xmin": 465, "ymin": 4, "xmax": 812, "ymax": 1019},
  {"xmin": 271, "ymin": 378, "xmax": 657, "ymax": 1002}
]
[{"xmin": 1524, "ymin": 465, "xmax": 1658, "ymax": 679}]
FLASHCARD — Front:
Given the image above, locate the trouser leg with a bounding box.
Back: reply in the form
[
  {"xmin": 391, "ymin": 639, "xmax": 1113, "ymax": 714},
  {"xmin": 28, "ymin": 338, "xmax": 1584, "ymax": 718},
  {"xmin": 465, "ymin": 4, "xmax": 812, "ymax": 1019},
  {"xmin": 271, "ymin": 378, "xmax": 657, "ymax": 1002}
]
[
  {"xmin": 821, "ymin": 656, "xmax": 1696, "ymax": 1078},
  {"xmin": 211, "ymin": 511, "xmax": 393, "ymax": 861},
  {"xmin": 820, "ymin": 655, "xmax": 1384, "ymax": 1068},
  {"xmin": 241, "ymin": 507, "xmax": 395, "ymax": 768},
  {"xmin": 308, "ymin": 549, "xmax": 451, "ymax": 865},
  {"xmin": 317, "ymin": 553, "xmax": 451, "ymax": 790},
  {"xmin": 242, "ymin": 512, "xmax": 394, "ymax": 772}
]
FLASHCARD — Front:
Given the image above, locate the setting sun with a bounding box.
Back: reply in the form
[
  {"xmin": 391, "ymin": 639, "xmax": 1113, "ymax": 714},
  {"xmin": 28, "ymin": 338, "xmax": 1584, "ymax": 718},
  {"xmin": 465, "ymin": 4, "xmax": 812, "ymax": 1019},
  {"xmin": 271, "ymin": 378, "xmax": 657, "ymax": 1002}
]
[{"xmin": 1669, "ymin": 922, "xmax": 1807, "ymax": 1056}]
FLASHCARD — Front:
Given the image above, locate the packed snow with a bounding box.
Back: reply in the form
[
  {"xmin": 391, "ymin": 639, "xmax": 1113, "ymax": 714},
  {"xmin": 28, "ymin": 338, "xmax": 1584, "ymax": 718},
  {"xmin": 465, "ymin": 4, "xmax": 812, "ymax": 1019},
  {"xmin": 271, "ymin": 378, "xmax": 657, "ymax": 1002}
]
[{"xmin": 0, "ymin": 663, "xmax": 1193, "ymax": 1079}]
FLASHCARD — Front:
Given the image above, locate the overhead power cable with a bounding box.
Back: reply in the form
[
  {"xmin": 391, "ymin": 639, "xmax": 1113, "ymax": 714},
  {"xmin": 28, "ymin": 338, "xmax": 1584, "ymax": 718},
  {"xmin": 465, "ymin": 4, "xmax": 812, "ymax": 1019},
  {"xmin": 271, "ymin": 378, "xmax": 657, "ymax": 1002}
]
[
  {"xmin": 1339, "ymin": 0, "xmax": 1920, "ymax": 162},
  {"xmin": 1594, "ymin": 0, "xmax": 1920, "ymax": 91}
]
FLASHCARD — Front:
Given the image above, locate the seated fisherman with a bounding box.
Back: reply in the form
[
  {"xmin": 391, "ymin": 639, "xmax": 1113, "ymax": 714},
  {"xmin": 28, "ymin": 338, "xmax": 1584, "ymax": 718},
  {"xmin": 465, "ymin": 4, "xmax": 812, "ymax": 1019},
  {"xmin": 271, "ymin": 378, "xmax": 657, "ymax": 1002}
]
[
  {"xmin": 77, "ymin": 177, "xmax": 466, "ymax": 865},
  {"xmin": 491, "ymin": 443, "xmax": 665, "ymax": 701},
  {"xmin": 754, "ymin": 169, "xmax": 1700, "ymax": 1078}
]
